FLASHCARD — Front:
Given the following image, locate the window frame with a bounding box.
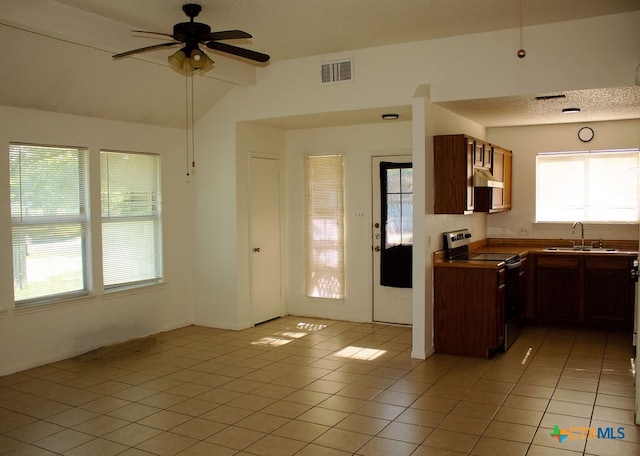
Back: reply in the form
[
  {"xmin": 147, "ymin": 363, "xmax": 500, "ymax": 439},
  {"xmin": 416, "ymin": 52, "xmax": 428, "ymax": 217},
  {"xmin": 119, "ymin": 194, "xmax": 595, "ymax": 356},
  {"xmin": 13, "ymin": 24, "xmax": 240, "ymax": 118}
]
[
  {"xmin": 100, "ymin": 149, "xmax": 163, "ymax": 291},
  {"xmin": 10, "ymin": 143, "xmax": 91, "ymax": 307},
  {"xmin": 535, "ymin": 148, "xmax": 640, "ymax": 224}
]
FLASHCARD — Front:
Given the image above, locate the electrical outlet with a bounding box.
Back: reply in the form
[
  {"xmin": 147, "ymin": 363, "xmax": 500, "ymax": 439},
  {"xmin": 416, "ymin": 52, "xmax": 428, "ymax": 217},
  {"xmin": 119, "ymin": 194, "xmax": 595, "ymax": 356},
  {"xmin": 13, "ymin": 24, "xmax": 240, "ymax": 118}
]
[{"xmin": 519, "ymin": 225, "xmax": 528, "ymax": 235}]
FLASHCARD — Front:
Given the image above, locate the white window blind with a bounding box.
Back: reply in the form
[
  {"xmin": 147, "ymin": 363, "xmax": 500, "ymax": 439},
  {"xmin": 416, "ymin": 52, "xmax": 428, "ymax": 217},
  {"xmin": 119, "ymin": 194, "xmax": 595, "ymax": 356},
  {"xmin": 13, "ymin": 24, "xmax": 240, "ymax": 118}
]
[
  {"xmin": 10, "ymin": 143, "xmax": 89, "ymax": 305},
  {"xmin": 536, "ymin": 148, "xmax": 640, "ymax": 223},
  {"xmin": 305, "ymin": 155, "xmax": 345, "ymax": 299},
  {"xmin": 101, "ymin": 151, "xmax": 163, "ymax": 288}
]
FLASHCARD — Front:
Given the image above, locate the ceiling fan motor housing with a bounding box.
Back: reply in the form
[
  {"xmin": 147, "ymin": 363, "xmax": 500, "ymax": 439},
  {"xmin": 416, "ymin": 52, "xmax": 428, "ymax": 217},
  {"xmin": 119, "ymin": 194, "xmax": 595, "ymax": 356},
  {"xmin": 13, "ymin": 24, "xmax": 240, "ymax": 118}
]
[{"xmin": 173, "ymin": 22, "xmax": 211, "ymax": 44}]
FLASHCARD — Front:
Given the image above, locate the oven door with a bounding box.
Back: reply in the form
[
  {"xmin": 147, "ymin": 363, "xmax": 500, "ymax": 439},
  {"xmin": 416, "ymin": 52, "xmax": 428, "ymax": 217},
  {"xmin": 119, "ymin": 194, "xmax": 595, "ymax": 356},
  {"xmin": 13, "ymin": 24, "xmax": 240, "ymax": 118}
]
[{"xmin": 504, "ymin": 258, "xmax": 524, "ymax": 350}]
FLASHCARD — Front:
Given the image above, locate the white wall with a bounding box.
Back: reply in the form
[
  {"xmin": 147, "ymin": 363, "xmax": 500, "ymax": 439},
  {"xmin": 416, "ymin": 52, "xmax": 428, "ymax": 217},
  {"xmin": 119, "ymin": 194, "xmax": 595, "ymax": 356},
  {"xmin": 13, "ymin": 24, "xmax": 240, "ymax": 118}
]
[
  {"xmin": 487, "ymin": 119, "xmax": 640, "ymax": 240},
  {"xmin": 284, "ymin": 121, "xmax": 413, "ymax": 321},
  {"xmin": 0, "ymin": 106, "xmax": 194, "ymax": 375},
  {"xmin": 193, "ymin": 12, "xmax": 640, "ymax": 355}
]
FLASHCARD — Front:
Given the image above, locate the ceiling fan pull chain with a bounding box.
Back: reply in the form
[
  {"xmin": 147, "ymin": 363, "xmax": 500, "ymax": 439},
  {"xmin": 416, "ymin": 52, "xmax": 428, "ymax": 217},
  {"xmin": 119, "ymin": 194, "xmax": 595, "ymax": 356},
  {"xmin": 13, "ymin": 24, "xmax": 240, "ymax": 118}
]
[
  {"xmin": 192, "ymin": 70, "xmax": 196, "ymax": 171},
  {"xmin": 185, "ymin": 65, "xmax": 191, "ymax": 176}
]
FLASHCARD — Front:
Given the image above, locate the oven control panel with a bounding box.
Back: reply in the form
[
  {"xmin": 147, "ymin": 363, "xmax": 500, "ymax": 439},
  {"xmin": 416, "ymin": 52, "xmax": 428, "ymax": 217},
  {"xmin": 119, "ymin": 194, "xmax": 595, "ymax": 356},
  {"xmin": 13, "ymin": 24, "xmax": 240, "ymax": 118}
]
[{"xmin": 443, "ymin": 228, "xmax": 472, "ymax": 250}]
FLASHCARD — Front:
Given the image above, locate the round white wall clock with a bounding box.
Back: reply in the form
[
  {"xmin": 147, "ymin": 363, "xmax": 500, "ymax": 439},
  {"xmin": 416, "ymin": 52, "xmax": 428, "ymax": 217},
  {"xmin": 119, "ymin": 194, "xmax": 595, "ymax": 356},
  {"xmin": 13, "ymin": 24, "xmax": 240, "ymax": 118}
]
[{"xmin": 578, "ymin": 127, "xmax": 594, "ymax": 142}]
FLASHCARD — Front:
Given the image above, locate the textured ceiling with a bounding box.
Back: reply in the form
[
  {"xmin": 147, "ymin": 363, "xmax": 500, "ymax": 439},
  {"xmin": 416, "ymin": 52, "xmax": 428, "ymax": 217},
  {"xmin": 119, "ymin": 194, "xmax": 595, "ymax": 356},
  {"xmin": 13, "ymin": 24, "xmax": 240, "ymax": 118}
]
[{"xmin": 436, "ymin": 86, "xmax": 640, "ymax": 128}]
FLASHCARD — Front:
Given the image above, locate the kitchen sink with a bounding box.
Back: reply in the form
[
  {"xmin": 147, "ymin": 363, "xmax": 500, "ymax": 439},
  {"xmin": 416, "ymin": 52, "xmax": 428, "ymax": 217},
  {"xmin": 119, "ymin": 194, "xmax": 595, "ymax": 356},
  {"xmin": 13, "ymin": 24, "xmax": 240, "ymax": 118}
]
[{"xmin": 544, "ymin": 246, "xmax": 618, "ymax": 253}]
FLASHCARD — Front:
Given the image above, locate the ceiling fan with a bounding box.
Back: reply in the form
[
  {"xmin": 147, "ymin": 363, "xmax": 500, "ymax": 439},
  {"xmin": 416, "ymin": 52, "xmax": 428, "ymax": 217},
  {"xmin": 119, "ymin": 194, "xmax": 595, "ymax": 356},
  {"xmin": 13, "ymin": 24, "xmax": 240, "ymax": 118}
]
[{"xmin": 112, "ymin": 3, "xmax": 270, "ymax": 72}]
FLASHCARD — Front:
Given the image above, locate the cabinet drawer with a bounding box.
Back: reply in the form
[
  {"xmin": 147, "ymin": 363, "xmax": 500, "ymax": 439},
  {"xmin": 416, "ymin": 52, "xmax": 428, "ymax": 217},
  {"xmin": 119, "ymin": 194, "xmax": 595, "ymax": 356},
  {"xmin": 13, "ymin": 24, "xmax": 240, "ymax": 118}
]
[
  {"xmin": 584, "ymin": 256, "xmax": 630, "ymax": 270},
  {"xmin": 537, "ymin": 256, "xmax": 578, "ymax": 268}
]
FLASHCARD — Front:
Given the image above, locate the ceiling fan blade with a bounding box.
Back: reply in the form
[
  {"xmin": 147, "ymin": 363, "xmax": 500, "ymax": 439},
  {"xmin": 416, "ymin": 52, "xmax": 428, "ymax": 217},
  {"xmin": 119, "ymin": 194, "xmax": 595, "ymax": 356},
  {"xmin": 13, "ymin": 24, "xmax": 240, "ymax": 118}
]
[
  {"xmin": 208, "ymin": 30, "xmax": 252, "ymax": 41},
  {"xmin": 131, "ymin": 30, "xmax": 175, "ymax": 39},
  {"xmin": 206, "ymin": 41, "xmax": 270, "ymax": 62},
  {"xmin": 112, "ymin": 42, "xmax": 179, "ymax": 59}
]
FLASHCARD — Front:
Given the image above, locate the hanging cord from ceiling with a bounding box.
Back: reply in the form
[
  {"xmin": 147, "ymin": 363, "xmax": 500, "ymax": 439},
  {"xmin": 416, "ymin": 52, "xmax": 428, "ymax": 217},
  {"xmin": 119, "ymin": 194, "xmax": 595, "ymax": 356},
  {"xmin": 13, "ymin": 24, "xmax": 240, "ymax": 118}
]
[
  {"xmin": 185, "ymin": 67, "xmax": 197, "ymax": 176},
  {"xmin": 517, "ymin": 0, "xmax": 526, "ymax": 58}
]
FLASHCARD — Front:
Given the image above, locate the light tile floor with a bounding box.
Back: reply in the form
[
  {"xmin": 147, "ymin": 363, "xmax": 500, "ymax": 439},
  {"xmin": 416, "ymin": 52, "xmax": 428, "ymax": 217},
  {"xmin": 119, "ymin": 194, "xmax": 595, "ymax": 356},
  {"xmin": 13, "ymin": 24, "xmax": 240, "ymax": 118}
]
[{"xmin": 0, "ymin": 317, "xmax": 638, "ymax": 455}]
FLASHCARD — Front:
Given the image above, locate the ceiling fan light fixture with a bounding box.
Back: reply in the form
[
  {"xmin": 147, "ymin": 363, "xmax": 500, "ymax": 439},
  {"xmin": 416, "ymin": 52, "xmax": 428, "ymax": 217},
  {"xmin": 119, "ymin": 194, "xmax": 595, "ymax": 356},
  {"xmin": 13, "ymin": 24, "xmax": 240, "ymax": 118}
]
[
  {"xmin": 189, "ymin": 49, "xmax": 213, "ymax": 71},
  {"xmin": 198, "ymin": 53, "xmax": 214, "ymax": 72},
  {"xmin": 189, "ymin": 49, "xmax": 204, "ymax": 68},
  {"xmin": 168, "ymin": 49, "xmax": 187, "ymax": 70}
]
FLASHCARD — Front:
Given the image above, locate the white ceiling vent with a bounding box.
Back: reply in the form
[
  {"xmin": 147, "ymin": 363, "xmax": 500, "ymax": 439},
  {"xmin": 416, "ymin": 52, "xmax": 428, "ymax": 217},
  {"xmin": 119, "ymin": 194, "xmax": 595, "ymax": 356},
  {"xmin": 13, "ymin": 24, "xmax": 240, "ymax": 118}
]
[{"xmin": 321, "ymin": 59, "xmax": 353, "ymax": 84}]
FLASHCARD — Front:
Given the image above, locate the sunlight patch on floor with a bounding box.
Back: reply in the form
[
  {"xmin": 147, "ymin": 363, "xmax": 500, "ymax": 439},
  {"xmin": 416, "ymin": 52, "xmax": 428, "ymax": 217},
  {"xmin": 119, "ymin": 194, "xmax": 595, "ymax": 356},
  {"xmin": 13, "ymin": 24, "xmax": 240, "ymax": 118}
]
[
  {"xmin": 276, "ymin": 331, "xmax": 308, "ymax": 339},
  {"xmin": 251, "ymin": 336, "xmax": 293, "ymax": 347},
  {"xmin": 334, "ymin": 345, "xmax": 386, "ymax": 360},
  {"xmin": 296, "ymin": 322, "xmax": 328, "ymax": 331}
]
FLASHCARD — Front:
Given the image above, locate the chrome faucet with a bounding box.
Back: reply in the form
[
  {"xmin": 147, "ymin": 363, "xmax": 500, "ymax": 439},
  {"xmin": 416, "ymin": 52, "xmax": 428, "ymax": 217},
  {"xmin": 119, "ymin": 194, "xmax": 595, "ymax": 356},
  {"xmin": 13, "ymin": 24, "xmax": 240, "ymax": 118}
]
[{"xmin": 571, "ymin": 221, "xmax": 585, "ymax": 247}]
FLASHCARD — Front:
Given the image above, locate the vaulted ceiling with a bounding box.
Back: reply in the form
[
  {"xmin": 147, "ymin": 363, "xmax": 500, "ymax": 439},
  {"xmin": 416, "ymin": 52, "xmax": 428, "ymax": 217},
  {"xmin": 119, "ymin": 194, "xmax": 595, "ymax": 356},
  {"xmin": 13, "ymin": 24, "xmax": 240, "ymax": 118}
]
[{"xmin": 1, "ymin": 0, "xmax": 639, "ymax": 128}]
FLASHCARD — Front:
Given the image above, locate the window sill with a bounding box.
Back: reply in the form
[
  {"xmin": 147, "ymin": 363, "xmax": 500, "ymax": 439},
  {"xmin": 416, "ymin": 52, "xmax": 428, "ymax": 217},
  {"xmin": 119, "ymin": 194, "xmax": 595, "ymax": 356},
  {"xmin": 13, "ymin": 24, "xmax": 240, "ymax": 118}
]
[
  {"xmin": 12, "ymin": 293, "xmax": 95, "ymax": 316},
  {"xmin": 9, "ymin": 281, "xmax": 166, "ymax": 315},
  {"xmin": 102, "ymin": 280, "xmax": 166, "ymax": 299}
]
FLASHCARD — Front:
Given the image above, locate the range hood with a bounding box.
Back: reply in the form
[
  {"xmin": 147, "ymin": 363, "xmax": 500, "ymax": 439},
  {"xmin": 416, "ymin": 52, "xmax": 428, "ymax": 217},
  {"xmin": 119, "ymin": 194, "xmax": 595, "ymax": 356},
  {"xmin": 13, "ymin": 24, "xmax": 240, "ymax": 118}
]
[{"xmin": 474, "ymin": 168, "xmax": 504, "ymax": 188}]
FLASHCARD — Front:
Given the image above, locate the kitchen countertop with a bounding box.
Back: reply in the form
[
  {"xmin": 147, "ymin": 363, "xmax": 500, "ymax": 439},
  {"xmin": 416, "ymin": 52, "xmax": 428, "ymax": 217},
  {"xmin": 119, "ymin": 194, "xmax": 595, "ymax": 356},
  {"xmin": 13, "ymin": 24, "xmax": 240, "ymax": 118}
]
[{"xmin": 433, "ymin": 238, "xmax": 638, "ymax": 269}]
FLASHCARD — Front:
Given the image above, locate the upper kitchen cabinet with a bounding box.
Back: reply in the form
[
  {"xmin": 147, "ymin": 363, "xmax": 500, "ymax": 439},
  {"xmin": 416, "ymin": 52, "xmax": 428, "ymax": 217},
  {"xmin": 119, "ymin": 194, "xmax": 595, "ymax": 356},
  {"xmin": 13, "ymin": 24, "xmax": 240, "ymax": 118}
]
[
  {"xmin": 433, "ymin": 134, "xmax": 512, "ymax": 215},
  {"xmin": 475, "ymin": 145, "xmax": 512, "ymax": 213},
  {"xmin": 434, "ymin": 134, "xmax": 475, "ymax": 214}
]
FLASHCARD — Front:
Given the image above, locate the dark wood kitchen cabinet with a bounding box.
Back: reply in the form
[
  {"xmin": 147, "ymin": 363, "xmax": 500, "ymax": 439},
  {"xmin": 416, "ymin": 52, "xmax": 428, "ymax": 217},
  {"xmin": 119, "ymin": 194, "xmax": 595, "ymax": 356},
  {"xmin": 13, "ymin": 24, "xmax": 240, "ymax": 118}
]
[
  {"xmin": 584, "ymin": 256, "xmax": 635, "ymax": 326},
  {"xmin": 530, "ymin": 253, "xmax": 635, "ymax": 330},
  {"xmin": 434, "ymin": 265, "xmax": 505, "ymax": 358},
  {"xmin": 434, "ymin": 134, "xmax": 512, "ymax": 214},
  {"xmin": 434, "ymin": 135, "xmax": 475, "ymax": 214},
  {"xmin": 475, "ymin": 145, "xmax": 512, "ymax": 213},
  {"xmin": 534, "ymin": 255, "xmax": 580, "ymax": 322}
]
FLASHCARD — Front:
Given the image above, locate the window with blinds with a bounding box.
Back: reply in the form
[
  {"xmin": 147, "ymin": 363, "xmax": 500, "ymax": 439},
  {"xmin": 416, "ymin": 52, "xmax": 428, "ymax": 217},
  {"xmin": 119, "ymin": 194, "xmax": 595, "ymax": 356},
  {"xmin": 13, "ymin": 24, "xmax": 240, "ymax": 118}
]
[
  {"xmin": 10, "ymin": 143, "xmax": 89, "ymax": 305},
  {"xmin": 101, "ymin": 151, "xmax": 163, "ymax": 288},
  {"xmin": 305, "ymin": 155, "xmax": 345, "ymax": 299},
  {"xmin": 536, "ymin": 148, "xmax": 640, "ymax": 223}
]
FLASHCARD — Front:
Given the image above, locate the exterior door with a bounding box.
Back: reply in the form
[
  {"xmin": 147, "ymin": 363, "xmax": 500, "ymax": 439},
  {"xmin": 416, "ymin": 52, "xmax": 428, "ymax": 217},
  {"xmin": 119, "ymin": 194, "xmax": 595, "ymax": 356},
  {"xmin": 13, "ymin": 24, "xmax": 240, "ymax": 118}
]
[
  {"xmin": 249, "ymin": 155, "xmax": 282, "ymax": 325},
  {"xmin": 372, "ymin": 155, "xmax": 413, "ymax": 324}
]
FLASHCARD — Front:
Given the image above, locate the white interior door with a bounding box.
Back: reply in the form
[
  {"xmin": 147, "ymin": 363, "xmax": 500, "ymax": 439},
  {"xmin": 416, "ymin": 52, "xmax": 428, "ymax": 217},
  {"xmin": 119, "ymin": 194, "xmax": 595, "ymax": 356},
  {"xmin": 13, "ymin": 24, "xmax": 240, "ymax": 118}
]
[
  {"xmin": 249, "ymin": 156, "xmax": 282, "ymax": 325},
  {"xmin": 372, "ymin": 155, "xmax": 413, "ymax": 325}
]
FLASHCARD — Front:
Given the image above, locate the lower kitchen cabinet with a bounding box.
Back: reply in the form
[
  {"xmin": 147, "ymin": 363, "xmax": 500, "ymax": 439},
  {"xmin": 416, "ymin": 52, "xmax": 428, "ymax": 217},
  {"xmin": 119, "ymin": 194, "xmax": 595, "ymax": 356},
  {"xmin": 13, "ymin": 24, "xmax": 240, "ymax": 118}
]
[
  {"xmin": 534, "ymin": 256, "xmax": 580, "ymax": 322},
  {"xmin": 530, "ymin": 253, "xmax": 635, "ymax": 330},
  {"xmin": 584, "ymin": 256, "xmax": 635, "ymax": 325},
  {"xmin": 434, "ymin": 266, "xmax": 505, "ymax": 358}
]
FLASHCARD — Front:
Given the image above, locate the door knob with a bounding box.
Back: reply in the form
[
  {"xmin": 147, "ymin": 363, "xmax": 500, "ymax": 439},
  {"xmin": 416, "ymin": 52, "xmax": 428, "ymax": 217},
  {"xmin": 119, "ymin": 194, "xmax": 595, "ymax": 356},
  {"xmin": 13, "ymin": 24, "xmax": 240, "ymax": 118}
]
[
  {"xmin": 374, "ymin": 246, "xmax": 381, "ymax": 252},
  {"xmin": 253, "ymin": 247, "xmax": 261, "ymax": 252}
]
